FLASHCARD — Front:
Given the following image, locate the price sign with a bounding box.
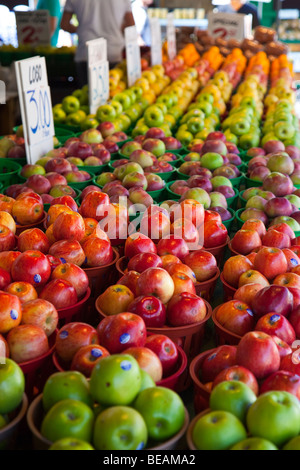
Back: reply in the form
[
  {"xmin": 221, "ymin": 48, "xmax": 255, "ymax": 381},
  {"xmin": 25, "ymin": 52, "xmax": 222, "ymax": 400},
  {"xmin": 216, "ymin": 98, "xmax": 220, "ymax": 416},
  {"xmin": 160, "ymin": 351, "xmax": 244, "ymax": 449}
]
[
  {"xmin": 125, "ymin": 26, "xmax": 142, "ymax": 88},
  {"xmin": 15, "ymin": 56, "xmax": 55, "ymax": 164},
  {"xmin": 15, "ymin": 10, "xmax": 51, "ymax": 47},
  {"xmin": 86, "ymin": 38, "xmax": 109, "ymax": 115},
  {"xmin": 207, "ymin": 11, "xmax": 252, "ymax": 41},
  {"xmin": 150, "ymin": 18, "xmax": 162, "ymax": 66},
  {"xmin": 167, "ymin": 13, "xmax": 177, "ymax": 61}
]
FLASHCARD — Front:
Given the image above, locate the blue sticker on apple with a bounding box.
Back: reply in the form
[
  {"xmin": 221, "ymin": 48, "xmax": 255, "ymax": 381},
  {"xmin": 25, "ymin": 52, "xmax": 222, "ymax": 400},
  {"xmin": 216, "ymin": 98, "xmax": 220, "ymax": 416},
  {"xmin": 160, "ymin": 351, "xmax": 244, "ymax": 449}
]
[
  {"xmin": 120, "ymin": 360, "xmax": 132, "ymax": 371},
  {"xmin": 136, "ymin": 442, "xmax": 145, "ymax": 450},
  {"xmin": 208, "ymin": 353, "xmax": 217, "ymax": 361},
  {"xmin": 34, "ymin": 274, "xmax": 42, "ymax": 284},
  {"xmin": 10, "ymin": 309, "xmax": 19, "ymax": 320},
  {"xmin": 270, "ymin": 314, "xmax": 280, "ymax": 323},
  {"xmin": 247, "ymin": 309, "xmax": 254, "ymax": 316},
  {"xmin": 91, "ymin": 349, "xmax": 103, "ymax": 358},
  {"xmin": 59, "ymin": 330, "xmax": 69, "ymax": 339},
  {"xmin": 60, "ymin": 258, "xmax": 67, "ymax": 264},
  {"xmin": 119, "ymin": 333, "xmax": 130, "ymax": 345},
  {"xmin": 291, "ymin": 258, "xmax": 299, "ymax": 266}
]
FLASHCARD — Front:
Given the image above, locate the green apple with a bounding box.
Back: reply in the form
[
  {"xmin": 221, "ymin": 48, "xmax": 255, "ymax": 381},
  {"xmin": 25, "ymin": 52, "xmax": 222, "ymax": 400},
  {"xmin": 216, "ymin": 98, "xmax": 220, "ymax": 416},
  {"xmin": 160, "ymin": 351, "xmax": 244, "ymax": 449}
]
[
  {"xmin": 156, "ymin": 102, "xmax": 168, "ymax": 115},
  {"xmin": 118, "ymin": 113, "xmax": 132, "ymax": 131},
  {"xmin": 66, "ymin": 112, "xmax": 84, "ymax": 127},
  {"xmin": 89, "ymin": 354, "xmax": 142, "ymax": 406},
  {"xmin": 182, "ymin": 188, "xmax": 211, "ymax": 209},
  {"xmin": 41, "ymin": 399, "xmax": 94, "ymax": 444},
  {"xmin": 131, "ymin": 86, "xmax": 143, "ymax": 101},
  {"xmin": 96, "ymin": 104, "xmax": 117, "ymax": 123},
  {"xmin": 168, "ymin": 106, "xmax": 184, "ymax": 121},
  {"xmin": 283, "ymin": 436, "xmax": 300, "ymax": 450},
  {"xmin": 246, "ymin": 391, "xmax": 300, "ymax": 448},
  {"xmin": 80, "ymin": 117, "xmax": 99, "ymax": 131},
  {"xmin": 201, "ymin": 152, "xmax": 224, "ymax": 171},
  {"xmin": 110, "ymin": 100, "xmax": 123, "ymax": 116},
  {"xmin": 156, "ymin": 94, "xmax": 174, "ymax": 110},
  {"xmin": 159, "ymin": 123, "xmax": 172, "ymax": 137},
  {"xmin": 113, "ymin": 92, "xmax": 132, "ymax": 111},
  {"xmin": 230, "ymin": 118, "xmax": 251, "ymax": 137},
  {"xmin": 285, "ymin": 194, "xmax": 300, "ymax": 209},
  {"xmin": 192, "ymin": 410, "xmax": 247, "ymax": 450},
  {"xmin": 49, "ymin": 438, "xmax": 94, "ymax": 450},
  {"xmin": 0, "ymin": 359, "xmax": 25, "ymax": 414},
  {"xmin": 224, "ymin": 129, "xmax": 238, "ymax": 145},
  {"xmin": 181, "ymin": 109, "xmax": 205, "ymax": 124},
  {"xmin": 53, "ymin": 107, "xmax": 67, "ymax": 124},
  {"xmin": 187, "ymin": 117, "xmax": 205, "ymax": 135},
  {"xmin": 133, "ymin": 387, "xmax": 185, "ymax": 442},
  {"xmin": 239, "ymin": 132, "xmax": 261, "ymax": 150},
  {"xmin": 176, "ymin": 129, "xmax": 194, "ymax": 147},
  {"xmin": 209, "ymin": 380, "xmax": 257, "ymax": 424},
  {"xmin": 132, "ymin": 125, "xmax": 150, "ymax": 138},
  {"xmin": 197, "ymin": 92, "xmax": 214, "ymax": 105},
  {"xmin": 62, "ymin": 96, "xmax": 81, "ymax": 115},
  {"xmin": 139, "ymin": 370, "xmax": 156, "ymax": 392},
  {"xmin": 144, "ymin": 106, "xmax": 165, "ymax": 128},
  {"xmin": 42, "ymin": 371, "xmax": 93, "ymax": 413},
  {"xmin": 230, "ymin": 437, "xmax": 278, "ymax": 450},
  {"xmin": 270, "ymin": 216, "xmax": 300, "ymax": 232},
  {"xmin": 196, "ymin": 101, "xmax": 213, "ymax": 117},
  {"xmin": 93, "ymin": 406, "xmax": 148, "ymax": 450},
  {"xmin": 274, "ymin": 121, "xmax": 295, "ymax": 140}
]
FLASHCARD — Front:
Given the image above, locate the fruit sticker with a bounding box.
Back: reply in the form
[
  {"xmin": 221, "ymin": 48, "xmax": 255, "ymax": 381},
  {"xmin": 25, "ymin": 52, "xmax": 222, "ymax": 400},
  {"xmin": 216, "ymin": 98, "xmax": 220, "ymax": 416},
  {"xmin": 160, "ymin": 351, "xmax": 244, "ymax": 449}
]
[{"xmin": 120, "ymin": 360, "xmax": 132, "ymax": 371}]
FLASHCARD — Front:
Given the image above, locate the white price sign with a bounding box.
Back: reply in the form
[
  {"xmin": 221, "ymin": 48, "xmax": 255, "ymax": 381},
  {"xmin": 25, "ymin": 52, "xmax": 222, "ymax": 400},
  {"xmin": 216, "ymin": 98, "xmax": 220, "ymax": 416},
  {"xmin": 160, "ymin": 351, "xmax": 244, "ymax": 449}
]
[
  {"xmin": 207, "ymin": 12, "xmax": 252, "ymax": 41},
  {"xmin": 125, "ymin": 26, "xmax": 142, "ymax": 88},
  {"xmin": 15, "ymin": 56, "xmax": 55, "ymax": 164},
  {"xmin": 167, "ymin": 13, "xmax": 177, "ymax": 61},
  {"xmin": 15, "ymin": 10, "xmax": 51, "ymax": 47},
  {"xmin": 150, "ymin": 18, "xmax": 162, "ymax": 66},
  {"xmin": 86, "ymin": 38, "xmax": 109, "ymax": 115}
]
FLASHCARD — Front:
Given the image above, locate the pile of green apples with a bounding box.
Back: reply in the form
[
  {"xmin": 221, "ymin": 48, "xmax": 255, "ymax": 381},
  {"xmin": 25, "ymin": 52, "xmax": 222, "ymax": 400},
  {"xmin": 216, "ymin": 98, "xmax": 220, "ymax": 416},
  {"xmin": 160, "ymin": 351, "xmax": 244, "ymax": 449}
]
[
  {"xmin": 190, "ymin": 380, "xmax": 300, "ymax": 450},
  {"xmin": 262, "ymin": 100, "xmax": 300, "ymax": 149},
  {"xmin": 38, "ymin": 354, "xmax": 186, "ymax": 451}
]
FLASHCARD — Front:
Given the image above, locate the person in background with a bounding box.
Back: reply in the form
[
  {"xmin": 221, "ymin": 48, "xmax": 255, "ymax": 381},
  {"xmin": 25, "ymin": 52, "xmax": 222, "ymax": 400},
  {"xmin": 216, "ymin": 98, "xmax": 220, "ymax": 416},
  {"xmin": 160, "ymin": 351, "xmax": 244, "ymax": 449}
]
[
  {"xmin": 132, "ymin": 0, "xmax": 153, "ymax": 47},
  {"xmin": 36, "ymin": 0, "xmax": 62, "ymax": 47},
  {"xmin": 60, "ymin": 0, "xmax": 135, "ymax": 87},
  {"xmin": 217, "ymin": 0, "xmax": 261, "ymax": 29}
]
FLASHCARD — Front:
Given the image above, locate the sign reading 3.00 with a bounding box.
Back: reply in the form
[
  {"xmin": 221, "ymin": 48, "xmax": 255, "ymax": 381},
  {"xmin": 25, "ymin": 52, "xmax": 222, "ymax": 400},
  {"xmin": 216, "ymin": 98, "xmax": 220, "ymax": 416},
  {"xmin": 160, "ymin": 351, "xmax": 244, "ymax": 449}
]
[{"xmin": 15, "ymin": 56, "xmax": 54, "ymax": 163}]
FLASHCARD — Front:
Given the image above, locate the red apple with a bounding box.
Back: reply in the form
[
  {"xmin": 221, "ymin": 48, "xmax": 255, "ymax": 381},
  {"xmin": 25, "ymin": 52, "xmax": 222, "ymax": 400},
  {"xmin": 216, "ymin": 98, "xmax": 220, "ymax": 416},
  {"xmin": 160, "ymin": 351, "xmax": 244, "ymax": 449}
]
[
  {"xmin": 121, "ymin": 346, "xmax": 163, "ymax": 382},
  {"xmin": 127, "ymin": 295, "xmax": 166, "ymax": 328},
  {"xmin": 253, "ymin": 247, "xmax": 288, "ymax": 281},
  {"xmin": 49, "ymin": 240, "xmax": 86, "ymax": 266},
  {"xmin": 21, "ymin": 298, "xmax": 58, "ymax": 337},
  {"xmin": 17, "ymin": 228, "xmax": 50, "ymax": 254},
  {"xmin": 51, "ymin": 263, "xmax": 89, "ymax": 299},
  {"xmin": 212, "ymin": 365, "xmax": 259, "ymax": 396},
  {"xmin": 11, "ymin": 250, "xmax": 51, "ymax": 287},
  {"xmin": 96, "ymin": 312, "xmax": 147, "ymax": 354},
  {"xmin": 144, "ymin": 334, "xmax": 179, "ymax": 377},
  {"xmin": 5, "ymin": 281, "xmax": 37, "ymax": 304},
  {"xmin": 215, "ymin": 300, "xmax": 255, "ymax": 336},
  {"xmin": 201, "ymin": 345, "xmax": 237, "ymax": 383},
  {"xmin": 70, "ymin": 344, "xmax": 110, "ymax": 378},
  {"xmin": 52, "ymin": 211, "xmax": 86, "ymax": 242},
  {"xmin": 252, "ymin": 285, "xmax": 294, "ymax": 318},
  {"xmin": 236, "ymin": 331, "xmax": 281, "ymax": 380},
  {"xmin": 167, "ymin": 292, "xmax": 207, "ymax": 326},
  {"xmin": 184, "ymin": 250, "xmax": 218, "ymax": 283},
  {"xmin": 255, "ymin": 312, "xmax": 296, "ymax": 345},
  {"xmin": 260, "ymin": 370, "xmax": 300, "ymax": 399},
  {"xmin": 40, "ymin": 279, "xmax": 78, "ymax": 309},
  {"xmin": 127, "ymin": 253, "xmax": 163, "ymax": 273},
  {"xmin": 231, "ymin": 229, "xmax": 262, "ymax": 256},
  {"xmin": 124, "ymin": 233, "xmax": 157, "ymax": 259},
  {"xmin": 222, "ymin": 255, "xmax": 253, "ymax": 288},
  {"xmin": 136, "ymin": 267, "xmax": 175, "ymax": 305},
  {"xmin": 6, "ymin": 324, "xmax": 49, "ymax": 363}
]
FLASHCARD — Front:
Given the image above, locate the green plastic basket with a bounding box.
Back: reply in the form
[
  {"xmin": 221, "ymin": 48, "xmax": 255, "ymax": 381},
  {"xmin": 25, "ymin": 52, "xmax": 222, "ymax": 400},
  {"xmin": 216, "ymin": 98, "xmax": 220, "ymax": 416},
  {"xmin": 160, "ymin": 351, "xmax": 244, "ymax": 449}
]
[
  {"xmin": 235, "ymin": 208, "xmax": 248, "ymax": 229},
  {"xmin": 229, "ymin": 173, "xmax": 245, "ymax": 190},
  {"xmin": 165, "ymin": 181, "xmax": 182, "ymax": 200},
  {"xmin": 222, "ymin": 208, "xmax": 236, "ymax": 231},
  {"xmin": 244, "ymin": 176, "xmax": 264, "ymax": 189},
  {"xmin": 0, "ymin": 160, "xmax": 23, "ymax": 185},
  {"xmin": 226, "ymin": 187, "xmax": 239, "ymax": 210},
  {"xmin": 77, "ymin": 163, "xmax": 110, "ymax": 175},
  {"xmin": 238, "ymin": 190, "xmax": 247, "ymax": 208}
]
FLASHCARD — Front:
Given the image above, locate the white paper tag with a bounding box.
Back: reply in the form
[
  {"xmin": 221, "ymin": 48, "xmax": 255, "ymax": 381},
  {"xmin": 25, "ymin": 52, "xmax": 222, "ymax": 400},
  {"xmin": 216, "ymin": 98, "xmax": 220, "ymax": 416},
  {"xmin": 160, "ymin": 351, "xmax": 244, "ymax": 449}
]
[
  {"xmin": 167, "ymin": 13, "xmax": 177, "ymax": 61},
  {"xmin": 87, "ymin": 38, "xmax": 110, "ymax": 115},
  {"xmin": 207, "ymin": 11, "xmax": 252, "ymax": 41},
  {"xmin": 125, "ymin": 26, "xmax": 142, "ymax": 88},
  {"xmin": 15, "ymin": 10, "xmax": 51, "ymax": 47},
  {"xmin": 15, "ymin": 56, "xmax": 54, "ymax": 164},
  {"xmin": 150, "ymin": 18, "xmax": 162, "ymax": 66}
]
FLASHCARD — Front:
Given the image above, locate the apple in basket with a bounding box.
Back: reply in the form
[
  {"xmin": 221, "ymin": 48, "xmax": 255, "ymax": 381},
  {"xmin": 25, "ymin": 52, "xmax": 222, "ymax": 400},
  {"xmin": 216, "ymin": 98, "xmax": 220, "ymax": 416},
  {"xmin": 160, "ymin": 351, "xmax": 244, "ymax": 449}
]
[
  {"xmin": 124, "ymin": 233, "xmax": 157, "ymax": 259},
  {"xmin": 21, "ymin": 299, "xmax": 59, "ymax": 337},
  {"xmin": 145, "ymin": 334, "xmax": 179, "ymax": 377},
  {"xmin": 96, "ymin": 313, "xmax": 147, "ymax": 355},
  {"xmin": 97, "ymin": 285, "xmax": 135, "ymax": 316},
  {"xmin": 201, "ymin": 345, "xmax": 238, "ymax": 384},
  {"xmin": 55, "ymin": 322, "xmax": 99, "ymax": 364},
  {"xmin": 6, "ymin": 324, "xmax": 49, "ymax": 363},
  {"xmin": 5, "ymin": 281, "xmax": 38, "ymax": 304},
  {"xmin": 40, "ymin": 279, "xmax": 78, "ymax": 310},
  {"xmin": 70, "ymin": 344, "xmax": 110, "ymax": 378},
  {"xmin": 214, "ymin": 300, "xmax": 256, "ymax": 337},
  {"xmin": 166, "ymin": 292, "xmax": 207, "ymax": 327},
  {"xmin": 184, "ymin": 250, "xmax": 218, "ymax": 283},
  {"xmin": 121, "ymin": 346, "xmax": 163, "ymax": 382},
  {"xmin": 127, "ymin": 295, "xmax": 167, "ymax": 328},
  {"xmin": 0, "ymin": 291, "xmax": 22, "ymax": 335},
  {"xmin": 17, "ymin": 228, "xmax": 50, "ymax": 254},
  {"xmin": 212, "ymin": 365, "xmax": 259, "ymax": 396}
]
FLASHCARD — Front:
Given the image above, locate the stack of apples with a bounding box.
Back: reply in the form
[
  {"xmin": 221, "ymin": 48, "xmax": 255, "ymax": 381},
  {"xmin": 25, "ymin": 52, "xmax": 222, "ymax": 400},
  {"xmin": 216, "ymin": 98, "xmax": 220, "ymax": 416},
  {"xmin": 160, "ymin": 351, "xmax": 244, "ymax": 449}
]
[
  {"xmin": 53, "ymin": 317, "xmax": 181, "ymax": 386},
  {"xmin": 0, "ymin": 134, "xmax": 26, "ymax": 160},
  {"xmin": 38, "ymin": 354, "xmax": 186, "ymax": 450}
]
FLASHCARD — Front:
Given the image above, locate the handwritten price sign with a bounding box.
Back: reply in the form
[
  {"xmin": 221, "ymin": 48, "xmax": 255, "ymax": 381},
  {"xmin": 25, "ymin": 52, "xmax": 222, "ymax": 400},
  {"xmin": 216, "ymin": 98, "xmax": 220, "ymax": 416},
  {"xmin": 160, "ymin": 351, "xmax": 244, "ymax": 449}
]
[
  {"xmin": 15, "ymin": 56, "xmax": 55, "ymax": 164},
  {"xmin": 15, "ymin": 10, "xmax": 51, "ymax": 47},
  {"xmin": 207, "ymin": 12, "xmax": 252, "ymax": 41},
  {"xmin": 125, "ymin": 26, "xmax": 142, "ymax": 88},
  {"xmin": 86, "ymin": 38, "xmax": 110, "ymax": 115}
]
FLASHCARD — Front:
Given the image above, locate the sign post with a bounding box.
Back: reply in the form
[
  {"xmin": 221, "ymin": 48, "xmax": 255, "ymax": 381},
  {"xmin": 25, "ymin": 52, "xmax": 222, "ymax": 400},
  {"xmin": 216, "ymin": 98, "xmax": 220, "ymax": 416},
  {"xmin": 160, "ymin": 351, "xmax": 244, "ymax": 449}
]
[
  {"xmin": 150, "ymin": 18, "xmax": 162, "ymax": 66},
  {"xmin": 167, "ymin": 13, "xmax": 177, "ymax": 61},
  {"xmin": 207, "ymin": 11, "xmax": 252, "ymax": 41},
  {"xmin": 86, "ymin": 38, "xmax": 109, "ymax": 115},
  {"xmin": 15, "ymin": 56, "xmax": 55, "ymax": 164},
  {"xmin": 15, "ymin": 10, "xmax": 51, "ymax": 47},
  {"xmin": 125, "ymin": 26, "xmax": 142, "ymax": 88}
]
